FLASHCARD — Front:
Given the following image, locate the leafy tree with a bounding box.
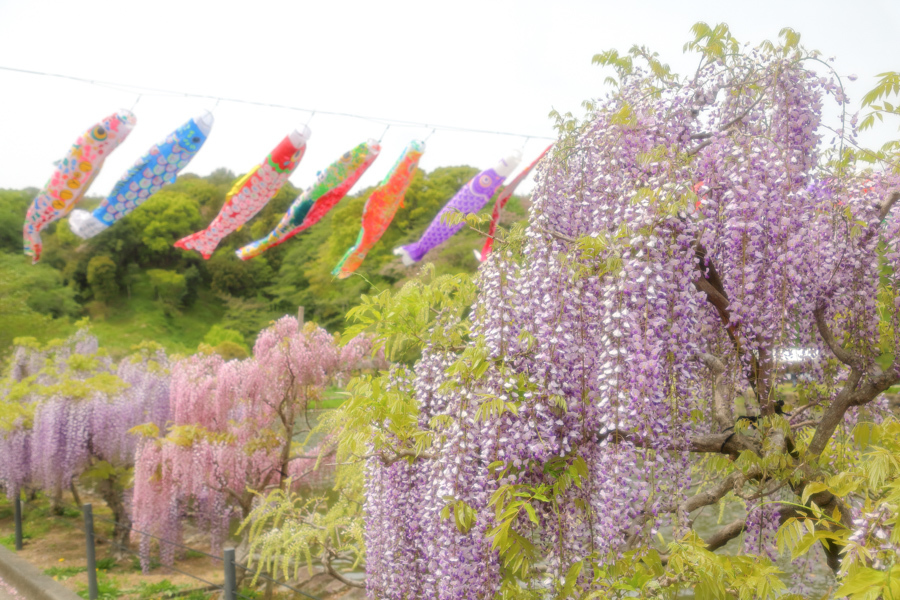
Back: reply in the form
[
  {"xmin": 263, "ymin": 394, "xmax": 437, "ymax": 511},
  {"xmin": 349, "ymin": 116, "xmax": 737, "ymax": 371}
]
[
  {"xmin": 128, "ymin": 190, "xmax": 203, "ymax": 264},
  {"xmin": 207, "ymin": 252, "xmax": 274, "ymax": 297},
  {"xmin": 252, "ymin": 25, "xmax": 900, "ymax": 598},
  {"xmin": 201, "ymin": 324, "xmax": 249, "ymax": 356},
  {"xmin": 0, "ymin": 189, "xmax": 34, "ymax": 253},
  {"xmin": 86, "ymin": 255, "xmax": 119, "ymax": 303},
  {"xmin": 147, "ymin": 269, "xmax": 186, "ymax": 316},
  {"xmin": 215, "ymin": 295, "xmax": 280, "ymax": 346},
  {"xmin": 0, "ymin": 253, "xmax": 77, "ymax": 358},
  {"xmin": 181, "ymin": 265, "xmax": 201, "ymax": 307}
]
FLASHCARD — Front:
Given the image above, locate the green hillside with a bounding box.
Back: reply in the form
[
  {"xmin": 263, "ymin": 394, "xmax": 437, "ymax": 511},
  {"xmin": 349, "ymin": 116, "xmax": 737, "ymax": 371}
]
[{"xmin": 1, "ymin": 166, "xmax": 528, "ymax": 361}]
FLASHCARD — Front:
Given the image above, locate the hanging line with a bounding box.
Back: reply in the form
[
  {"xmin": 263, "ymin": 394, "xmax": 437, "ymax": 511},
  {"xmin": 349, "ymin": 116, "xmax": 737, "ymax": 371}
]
[
  {"xmin": 423, "ymin": 127, "xmax": 437, "ymax": 143},
  {"xmin": 520, "ymin": 136, "xmax": 531, "ymax": 149},
  {"xmin": 378, "ymin": 124, "xmax": 390, "ymax": 143},
  {"xmin": 129, "ymin": 94, "xmax": 142, "ymax": 112},
  {"xmin": 211, "ymin": 97, "xmax": 222, "ymax": 114},
  {"xmin": 305, "ymin": 110, "xmax": 316, "ymax": 126},
  {"xmin": 0, "ymin": 65, "xmax": 555, "ymax": 141}
]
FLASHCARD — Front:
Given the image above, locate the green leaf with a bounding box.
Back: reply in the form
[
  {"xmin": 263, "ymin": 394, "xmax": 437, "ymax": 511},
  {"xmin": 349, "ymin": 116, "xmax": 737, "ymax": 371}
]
[
  {"xmin": 835, "ymin": 566, "xmax": 886, "ymax": 598},
  {"xmin": 802, "ymin": 482, "xmax": 828, "ymax": 504}
]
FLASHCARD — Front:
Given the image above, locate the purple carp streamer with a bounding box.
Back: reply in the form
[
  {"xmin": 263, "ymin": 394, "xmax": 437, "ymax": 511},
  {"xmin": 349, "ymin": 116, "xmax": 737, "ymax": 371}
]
[{"xmin": 393, "ymin": 150, "xmax": 521, "ymax": 265}]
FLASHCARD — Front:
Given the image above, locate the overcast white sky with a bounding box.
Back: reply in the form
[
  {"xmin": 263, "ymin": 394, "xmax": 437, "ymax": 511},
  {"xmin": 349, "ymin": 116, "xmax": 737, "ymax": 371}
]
[{"xmin": 0, "ymin": 0, "xmax": 898, "ymax": 199}]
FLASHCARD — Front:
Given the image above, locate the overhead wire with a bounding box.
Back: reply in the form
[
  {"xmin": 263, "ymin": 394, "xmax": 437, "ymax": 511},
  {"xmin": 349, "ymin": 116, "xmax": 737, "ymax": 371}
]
[{"xmin": 0, "ymin": 65, "xmax": 555, "ymax": 142}]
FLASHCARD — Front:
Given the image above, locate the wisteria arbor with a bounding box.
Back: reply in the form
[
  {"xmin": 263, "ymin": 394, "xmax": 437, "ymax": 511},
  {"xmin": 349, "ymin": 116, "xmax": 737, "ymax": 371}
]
[
  {"xmin": 131, "ymin": 316, "xmax": 345, "ymax": 569},
  {"xmin": 288, "ymin": 25, "xmax": 900, "ymax": 599},
  {"xmin": 0, "ymin": 331, "xmax": 170, "ymax": 551}
]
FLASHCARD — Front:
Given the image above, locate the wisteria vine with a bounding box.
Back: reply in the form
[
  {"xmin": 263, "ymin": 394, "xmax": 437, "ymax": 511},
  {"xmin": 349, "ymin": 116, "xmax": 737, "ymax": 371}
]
[{"xmin": 356, "ymin": 27, "xmax": 900, "ymax": 599}]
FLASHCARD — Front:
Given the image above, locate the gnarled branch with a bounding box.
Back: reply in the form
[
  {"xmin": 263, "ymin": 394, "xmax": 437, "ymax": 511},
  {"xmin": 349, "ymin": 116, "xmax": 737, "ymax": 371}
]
[
  {"xmin": 704, "ymin": 518, "xmax": 747, "ymax": 551},
  {"xmin": 813, "ymin": 303, "xmax": 861, "ymax": 368}
]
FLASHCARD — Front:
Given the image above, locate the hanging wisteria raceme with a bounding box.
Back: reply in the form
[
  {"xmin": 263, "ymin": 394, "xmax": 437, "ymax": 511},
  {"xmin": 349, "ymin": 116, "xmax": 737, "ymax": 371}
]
[
  {"xmin": 132, "ymin": 316, "xmax": 345, "ymax": 570},
  {"xmin": 1, "ymin": 332, "xmax": 99, "ymax": 498},
  {"xmin": 359, "ymin": 35, "xmax": 900, "ymax": 598},
  {"xmin": 0, "ymin": 430, "xmax": 30, "ymax": 500}
]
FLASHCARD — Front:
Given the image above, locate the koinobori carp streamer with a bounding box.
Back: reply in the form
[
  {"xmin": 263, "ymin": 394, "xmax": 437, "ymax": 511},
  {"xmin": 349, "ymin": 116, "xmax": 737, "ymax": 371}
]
[
  {"xmin": 394, "ymin": 150, "xmax": 521, "ymax": 265},
  {"xmin": 175, "ymin": 126, "xmax": 310, "ymax": 259},
  {"xmin": 332, "ymin": 140, "xmax": 424, "ymax": 279},
  {"xmin": 476, "ymin": 144, "xmax": 551, "ymax": 262},
  {"xmin": 23, "ymin": 110, "xmax": 136, "ymax": 263},
  {"xmin": 69, "ymin": 111, "xmax": 214, "ymax": 239},
  {"xmin": 236, "ymin": 139, "xmax": 380, "ymax": 260}
]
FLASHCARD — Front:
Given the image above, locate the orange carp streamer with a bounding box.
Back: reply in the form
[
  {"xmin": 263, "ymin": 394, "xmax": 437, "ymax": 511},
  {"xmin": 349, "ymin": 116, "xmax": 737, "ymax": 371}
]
[{"xmin": 332, "ymin": 140, "xmax": 425, "ymax": 279}]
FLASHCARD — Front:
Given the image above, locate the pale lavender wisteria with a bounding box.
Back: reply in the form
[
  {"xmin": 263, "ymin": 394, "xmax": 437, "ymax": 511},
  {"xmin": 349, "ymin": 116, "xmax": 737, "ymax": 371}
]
[
  {"xmin": 362, "ymin": 41, "xmax": 900, "ymax": 599},
  {"xmin": 0, "ymin": 332, "xmax": 170, "ymax": 510}
]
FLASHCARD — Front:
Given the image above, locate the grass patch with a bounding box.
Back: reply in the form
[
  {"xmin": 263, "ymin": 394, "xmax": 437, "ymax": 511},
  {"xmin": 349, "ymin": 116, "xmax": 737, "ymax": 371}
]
[
  {"xmin": 0, "ymin": 531, "xmax": 31, "ymax": 550},
  {"xmin": 44, "ymin": 565, "xmax": 87, "ymax": 580},
  {"xmin": 77, "ymin": 571, "xmax": 123, "ymax": 600},
  {"xmin": 129, "ymin": 554, "xmax": 161, "ymax": 572},
  {"xmin": 132, "ymin": 579, "xmax": 187, "ymax": 599},
  {"xmin": 313, "ymin": 386, "xmax": 349, "ymax": 409},
  {"xmin": 88, "ymin": 275, "xmax": 227, "ymax": 359}
]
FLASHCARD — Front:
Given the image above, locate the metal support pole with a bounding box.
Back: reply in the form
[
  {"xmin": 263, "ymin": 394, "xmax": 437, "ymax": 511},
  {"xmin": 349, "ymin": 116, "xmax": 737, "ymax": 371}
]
[
  {"xmin": 13, "ymin": 497, "xmax": 22, "ymax": 551},
  {"xmin": 83, "ymin": 503, "xmax": 98, "ymax": 600},
  {"xmin": 223, "ymin": 547, "xmax": 237, "ymax": 600}
]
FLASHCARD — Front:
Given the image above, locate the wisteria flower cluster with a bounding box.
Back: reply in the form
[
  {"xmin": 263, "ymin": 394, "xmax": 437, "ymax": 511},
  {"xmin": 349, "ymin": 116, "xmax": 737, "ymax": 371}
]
[
  {"xmin": 0, "ymin": 332, "xmax": 171, "ymax": 549},
  {"xmin": 131, "ymin": 316, "xmax": 346, "ymax": 570},
  {"xmin": 356, "ymin": 27, "xmax": 900, "ymax": 599}
]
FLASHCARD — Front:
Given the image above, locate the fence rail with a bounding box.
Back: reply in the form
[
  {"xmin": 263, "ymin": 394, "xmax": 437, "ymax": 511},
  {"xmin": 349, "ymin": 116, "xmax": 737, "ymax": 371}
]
[{"xmin": 9, "ymin": 498, "xmax": 325, "ymax": 600}]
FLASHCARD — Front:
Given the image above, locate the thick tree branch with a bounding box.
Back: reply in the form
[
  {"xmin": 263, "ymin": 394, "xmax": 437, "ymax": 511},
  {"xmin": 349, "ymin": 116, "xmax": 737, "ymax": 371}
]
[
  {"xmin": 704, "ymin": 518, "xmax": 747, "ymax": 551},
  {"xmin": 686, "ymin": 90, "xmax": 767, "ymax": 156},
  {"xmin": 808, "ymin": 302, "xmax": 900, "ymax": 456},
  {"xmin": 597, "ymin": 428, "xmax": 759, "ymax": 457},
  {"xmin": 698, "ymin": 353, "xmax": 731, "ymax": 430},
  {"xmin": 680, "ymin": 469, "xmax": 755, "ymax": 514},
  {"xmin": 693, "ymin": 243, "xmax": 768, "ymax": 400},
  {"xmin": 813, "ymin": 304, "xmax": 861, "ymax": 368},
  {"xmin": 322, "ymin": 547, "xmax": 365, "ymax": 589},
  {"xmin": 877, "ymin": 190, "xmax": 899, "ymax": 222}
]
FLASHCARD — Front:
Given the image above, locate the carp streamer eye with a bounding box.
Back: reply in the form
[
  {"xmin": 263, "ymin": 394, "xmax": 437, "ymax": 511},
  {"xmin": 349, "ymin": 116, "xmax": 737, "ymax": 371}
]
[
  {"xmin": 92, "ymin": 126, "xmax": 108, "ymax": 141},
  {"xmin": 192, "ymin": 137, "xmax": 201, "ymax": 144}
]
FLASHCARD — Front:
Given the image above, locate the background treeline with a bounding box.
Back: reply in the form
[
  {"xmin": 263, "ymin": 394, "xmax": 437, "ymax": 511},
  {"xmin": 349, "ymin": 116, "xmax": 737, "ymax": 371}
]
[{"xmin": 0, "ymin": 166, "xmax": 528, "ymax": 360}]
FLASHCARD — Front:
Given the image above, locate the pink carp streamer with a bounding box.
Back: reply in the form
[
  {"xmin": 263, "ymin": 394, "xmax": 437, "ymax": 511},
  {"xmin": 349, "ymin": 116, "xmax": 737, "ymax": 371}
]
[
  {"xmin": 23, "ymin": 110, "xmax": 136, "ymax": 263},
  {"xmin": 333, "ymin": 140, "xmax": 425, "ymax": 279},
  {"xmin": 476, "ymin": 144, "xmax": 552, "ymax": 262},
  {"xmin": 175, "ymin": 126, "xmax": 310, "ymax": 259},
  {"xmin": 394, "ymin": 150, "xmax": 521, "ymax": 265}
]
